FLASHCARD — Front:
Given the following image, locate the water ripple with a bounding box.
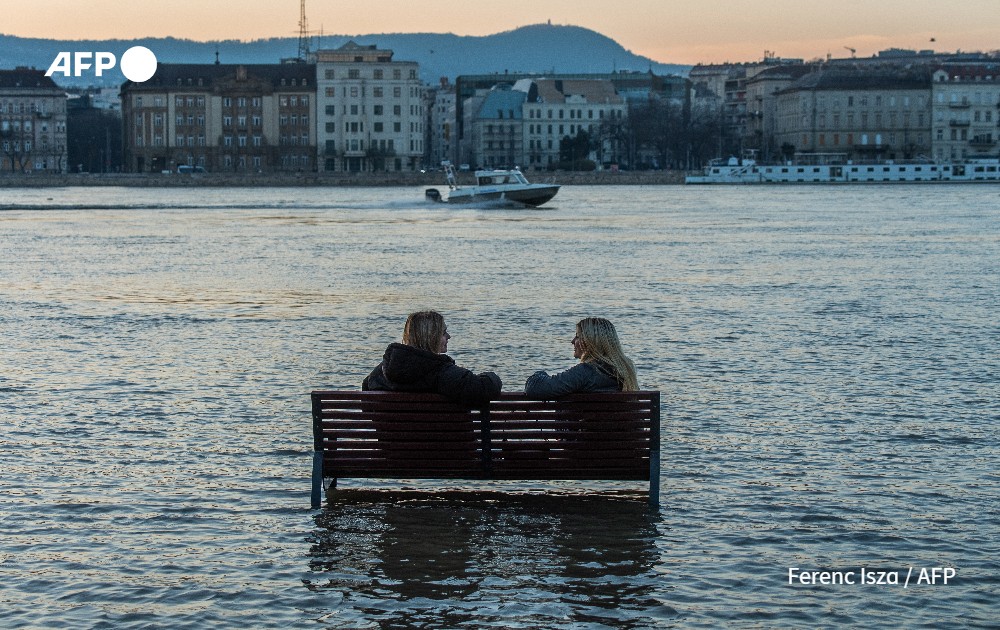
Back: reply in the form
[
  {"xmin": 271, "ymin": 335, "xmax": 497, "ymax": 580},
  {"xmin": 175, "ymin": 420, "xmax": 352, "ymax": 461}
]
[{"xmin": 0, "ymin": 185, "xmax": 997, "ymax": 628}]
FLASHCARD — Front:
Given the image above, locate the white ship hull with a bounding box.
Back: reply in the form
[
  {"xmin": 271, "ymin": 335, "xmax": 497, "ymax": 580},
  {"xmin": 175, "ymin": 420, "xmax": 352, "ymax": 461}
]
[{"xmin": 686, "ymin": 158, "xmax": 1000, "ymax": 184}]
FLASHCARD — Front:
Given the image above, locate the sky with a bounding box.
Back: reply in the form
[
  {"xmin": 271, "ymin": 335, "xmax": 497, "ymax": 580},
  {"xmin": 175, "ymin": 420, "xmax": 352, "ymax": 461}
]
[{"xmin": 4, "ymin": 0, "xmax": 998, "ymax": 65}]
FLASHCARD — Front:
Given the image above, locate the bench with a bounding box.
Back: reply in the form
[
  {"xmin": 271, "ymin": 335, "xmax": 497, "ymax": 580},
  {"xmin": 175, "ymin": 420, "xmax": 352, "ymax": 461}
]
[{"xmin": 310, "ymin": 390, "xmax": 660, "ymax": 508}]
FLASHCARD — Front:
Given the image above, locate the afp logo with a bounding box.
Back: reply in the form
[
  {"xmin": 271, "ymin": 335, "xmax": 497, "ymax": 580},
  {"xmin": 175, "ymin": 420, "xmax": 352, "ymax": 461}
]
[{"xmin": 45, "ymin": 46, "xmax": 158, "ymax": 83}]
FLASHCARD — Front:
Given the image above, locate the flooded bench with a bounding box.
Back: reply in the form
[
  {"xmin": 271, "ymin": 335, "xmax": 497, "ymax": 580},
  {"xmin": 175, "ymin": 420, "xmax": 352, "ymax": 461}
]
[{"xmin": 310, "ymin": 390, "xmax": 661, "ymax": 508}]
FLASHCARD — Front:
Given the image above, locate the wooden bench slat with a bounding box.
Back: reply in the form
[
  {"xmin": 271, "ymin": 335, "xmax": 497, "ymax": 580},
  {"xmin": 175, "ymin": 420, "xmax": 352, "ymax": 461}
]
[{"xmin": 311, "ymin": 390, "xmax": 660, "ymax": 508}]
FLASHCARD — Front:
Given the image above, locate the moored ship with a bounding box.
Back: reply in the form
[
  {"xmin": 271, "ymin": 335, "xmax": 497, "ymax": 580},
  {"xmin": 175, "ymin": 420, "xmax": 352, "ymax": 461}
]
[{"xmin": 686, "ymin": 153, "xmax": 1000, "ymax": 184}]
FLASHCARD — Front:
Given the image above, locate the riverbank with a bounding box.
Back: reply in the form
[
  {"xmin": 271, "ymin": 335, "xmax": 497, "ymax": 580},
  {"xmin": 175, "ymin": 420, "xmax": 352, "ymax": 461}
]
[{"xmin": 0, "ymin": 169, "xmax": 684, "ymax": 188}]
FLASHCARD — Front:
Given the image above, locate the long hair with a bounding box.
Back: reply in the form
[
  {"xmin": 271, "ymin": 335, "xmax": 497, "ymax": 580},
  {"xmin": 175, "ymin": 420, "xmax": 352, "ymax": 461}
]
[
  {"xmin": 402, "ymin": 311, "xmax": 447, "ymax": 353},
  {"xmin": 576, "ymin": 317, "xmax": 639, "ymax": 391}
]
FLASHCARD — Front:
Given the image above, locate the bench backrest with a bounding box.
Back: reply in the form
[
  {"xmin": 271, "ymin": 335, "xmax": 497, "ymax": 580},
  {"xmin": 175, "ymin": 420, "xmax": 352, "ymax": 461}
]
[{"xmin": 311, "ymin": 391, "xmax": 660, "ymax": 505}]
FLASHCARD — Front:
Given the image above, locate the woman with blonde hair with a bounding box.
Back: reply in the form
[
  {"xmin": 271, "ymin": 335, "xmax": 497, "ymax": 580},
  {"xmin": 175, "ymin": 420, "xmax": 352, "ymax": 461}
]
[
  {"xmin": 525, "ymin": 317, "xmax": 638, "ymax": 398},
  {"xmin": 363, "ymin": 311, "xmax": 502, "ymax": 406}
]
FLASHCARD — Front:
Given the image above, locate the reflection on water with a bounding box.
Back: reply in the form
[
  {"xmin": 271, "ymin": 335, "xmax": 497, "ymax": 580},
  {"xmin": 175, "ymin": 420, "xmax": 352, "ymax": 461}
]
[{"xmin": 306, "ymin": 491, "xmax": 669, "ymax": 627}]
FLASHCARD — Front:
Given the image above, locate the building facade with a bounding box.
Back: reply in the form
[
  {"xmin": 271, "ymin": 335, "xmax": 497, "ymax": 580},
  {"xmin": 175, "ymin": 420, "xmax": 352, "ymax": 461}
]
[
  {"xmin": 0, "ymin": 68, "xmax": 68, "ymax": 173},
  {"xmin": 774, "ymin": 67, "xmax": 933, "ymax": 162},
  {"xmin": 743, "ymin": 65, "xmax": 815, "ymax": 160},
  {"xmin": 523, "ymin": 79, "xmax": 626, "ymax": 169},
  {"xmin": 121, "ymin": 63, "xmax": 316, "ymax": 173},
  {"xmin": 427, "ymin": 78, "xmax": 457, "ymax": 168},
  {"xmin": 315, "ymin": 42, "xmax": 424, "ymax": 172},
  {"xmin": 931, "ymin": 65, "xmax": 1000, "ymax": 161},
  {"xmin": 456, "ymin": 71, "xmax": 685, "ymax": 169},
  {"xmin": 470, "ymin": 84, "xmax": 526, "ymax": 169},
  {"xmin": 461, "ymin": 78, "xmax": 627, "ymax": 170}
]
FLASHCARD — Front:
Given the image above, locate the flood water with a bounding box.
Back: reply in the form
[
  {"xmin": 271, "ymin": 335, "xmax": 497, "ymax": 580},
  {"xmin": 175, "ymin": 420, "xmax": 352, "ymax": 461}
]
[{"xmin": 1, "ymin": 184, "xmax": 997, "ymax": 628}]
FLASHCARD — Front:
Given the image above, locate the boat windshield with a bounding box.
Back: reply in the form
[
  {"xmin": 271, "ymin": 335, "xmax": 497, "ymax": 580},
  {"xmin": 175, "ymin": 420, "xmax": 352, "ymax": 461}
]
[{"xmin": 477, "ymin": 171, "xmax": 529, "ymax": 186}]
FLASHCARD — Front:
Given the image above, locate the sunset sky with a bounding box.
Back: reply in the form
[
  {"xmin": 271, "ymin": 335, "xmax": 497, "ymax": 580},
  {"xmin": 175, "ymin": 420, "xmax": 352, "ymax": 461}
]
[{"xmin": 4, "ymin": 0, "xmax": 998, "ymax": 65}]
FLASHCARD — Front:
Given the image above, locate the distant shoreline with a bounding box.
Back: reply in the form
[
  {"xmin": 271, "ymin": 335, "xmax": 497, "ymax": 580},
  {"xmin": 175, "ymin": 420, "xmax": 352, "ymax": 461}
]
[{"xmin": 0, "ymin": 170, "xmax": 684, "ymax": 188}]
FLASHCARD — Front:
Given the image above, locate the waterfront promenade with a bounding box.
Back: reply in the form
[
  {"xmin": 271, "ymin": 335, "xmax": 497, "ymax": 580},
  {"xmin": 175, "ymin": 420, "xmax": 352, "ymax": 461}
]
[{"xmin": 0, "ymin": 169, "xmax": 683, "ymax": 188}]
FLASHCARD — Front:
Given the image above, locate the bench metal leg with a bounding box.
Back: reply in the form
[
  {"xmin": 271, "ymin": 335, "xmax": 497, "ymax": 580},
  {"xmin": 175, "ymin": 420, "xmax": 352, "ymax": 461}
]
[
  {"xmin": 311, "ymin": 451, "xmax": 324, "ymax": 508},
  {"xmin": 649, "ymin": 450, "xmax": 661, "ymax": 510}
]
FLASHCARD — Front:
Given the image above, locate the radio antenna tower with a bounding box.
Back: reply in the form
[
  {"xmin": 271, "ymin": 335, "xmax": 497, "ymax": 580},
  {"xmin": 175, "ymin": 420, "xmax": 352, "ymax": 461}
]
[{"xmin": 298, "ymin": 0, "xmax": 310, "ymax": 60}]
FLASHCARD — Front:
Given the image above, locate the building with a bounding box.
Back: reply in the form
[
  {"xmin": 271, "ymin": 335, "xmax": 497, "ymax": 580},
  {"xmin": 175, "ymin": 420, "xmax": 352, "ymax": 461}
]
[
  {"xmin": 689, "ymin": 56, "xmax": 805, "ymax": 158},
  {"xmin": 522, "ymin": 78, "xmax": 626, "ymax": 169},
  {"xmin": 315, "ymin": 42, "xmax": 424, "ymax": 172},
  {"xmin": 460, "ymin": 77, "xmax": 627, "ymax": 170},
  {"xmin": 774, "ymin": 66, "xmax": 933, "ymax": 162},
  {"xmin": 931, "ymin": 64, "xmax": 1000, "ymax": 161},
  {"xmin": 456, "ymin": 71, "xmax": 686, "ymax": 168},
  {"xmin": 469, "ymin": 83, "xmax": 526, "ymax": 169},
  {"xmin": 743, "ymin": 64, "xmax": 815, "ymax": 159},
  {"xmin": 427, "ymin": 78, "xmax": 457, "ymax": 168},
  {"xmin": 121, "ymin": 62, "xmax": 316, "ymax": 173},
  {"xmin": 0, "ymin": 67, "xmax": 68, "ymax": 173}
]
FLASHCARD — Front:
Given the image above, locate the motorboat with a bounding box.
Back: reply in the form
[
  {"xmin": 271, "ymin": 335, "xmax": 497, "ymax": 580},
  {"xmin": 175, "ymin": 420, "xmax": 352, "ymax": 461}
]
[{"xmin": 426, "ymin": 162, "xmax": 559, "ymax": 207}]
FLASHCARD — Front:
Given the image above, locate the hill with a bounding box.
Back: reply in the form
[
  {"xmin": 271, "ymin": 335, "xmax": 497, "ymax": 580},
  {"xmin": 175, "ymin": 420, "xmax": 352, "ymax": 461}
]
[{"xmin": 0, "ymin": 23, "xmax": 689, "ymax": 88}]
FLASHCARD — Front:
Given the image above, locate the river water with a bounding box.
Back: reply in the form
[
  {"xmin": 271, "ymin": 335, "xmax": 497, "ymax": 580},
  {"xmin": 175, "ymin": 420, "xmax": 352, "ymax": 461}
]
[{"xmin": 1, "ymin": 184, "xmax": 997, "ymax": 628}]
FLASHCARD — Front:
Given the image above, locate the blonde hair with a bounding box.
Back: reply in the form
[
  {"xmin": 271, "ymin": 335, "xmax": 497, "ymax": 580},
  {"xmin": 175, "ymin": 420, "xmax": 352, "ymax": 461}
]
[
  {"xmin": 402, "ymin": 311, "xmax": 447, "ymax": 353},
  {"xmin": 577, "ymin": 317, "xmax": 639, "ymax": 391}
]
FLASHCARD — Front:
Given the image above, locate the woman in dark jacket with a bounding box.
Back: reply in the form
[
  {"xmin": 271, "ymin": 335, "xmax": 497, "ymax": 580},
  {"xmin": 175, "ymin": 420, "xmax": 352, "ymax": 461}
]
[
  {"xmin": 525, "ymin": 317, "xmax": 638, "ymax": 399},
  {"xmin": 362, "ymin": 311, "xmax": 502, "ymax": 406}
]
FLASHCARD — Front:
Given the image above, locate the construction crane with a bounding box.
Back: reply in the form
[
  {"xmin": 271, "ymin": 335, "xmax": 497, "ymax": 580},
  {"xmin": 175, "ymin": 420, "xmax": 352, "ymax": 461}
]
[{"xmin": 844, "ymin": 46, "xmax": 857, "ymax": 58}]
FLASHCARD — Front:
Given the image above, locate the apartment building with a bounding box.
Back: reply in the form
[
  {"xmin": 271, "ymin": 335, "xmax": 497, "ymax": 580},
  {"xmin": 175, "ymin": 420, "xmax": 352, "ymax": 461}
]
[
  {"xmin": 523, "ymin": 79, "xmax": 626, "ymax": 169},
  {"xmin": 743, "ymin": 64, "xmax": 815, "ymax": 158},
  {"xmin": 931, "ymin": 65, "xmax": 1000, "ymax": 161},
  {"xmin": 690, "ymin": 57, "xmax": 804, "ymax": 155},
  {"xmin": 461, "ymin": 78, "xmax": 626, "ymax": 170},
  {"xmin": 469, "ymin": 84, "xmax": 526, "ymax": 169},
  {"xmin": 121, "ymin": 63, "xmax": 315, "ymax": 173},
  {"xmin": 0, "ymin": 68, "xmax": 68, "ymax": 173},
  {"xmin": 427, "ymin": 78, "xmax": 457, "ymax": 167},
  {"xmin": 315, "ymin": 42, "xmax": 424, "ymax": 172},
  {"xmin": 456, "ymin": 72, "xmax": 685, "ymax": 168},
  {"xmin": 774, "ymin": 67, "xmax": 933, "ymax": 161}
]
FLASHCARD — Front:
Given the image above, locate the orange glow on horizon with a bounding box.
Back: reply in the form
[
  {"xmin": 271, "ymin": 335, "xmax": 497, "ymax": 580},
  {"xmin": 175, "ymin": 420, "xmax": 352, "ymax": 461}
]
[{"xmin": 3, "ymin": 0, "xmax": 998, "ymax": 66}]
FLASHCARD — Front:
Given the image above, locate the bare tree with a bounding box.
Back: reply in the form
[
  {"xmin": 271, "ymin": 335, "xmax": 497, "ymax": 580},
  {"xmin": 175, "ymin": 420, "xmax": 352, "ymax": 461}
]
[{"xmin": 1, "ymin": 123, "xmax": 33, "ymax": 173}]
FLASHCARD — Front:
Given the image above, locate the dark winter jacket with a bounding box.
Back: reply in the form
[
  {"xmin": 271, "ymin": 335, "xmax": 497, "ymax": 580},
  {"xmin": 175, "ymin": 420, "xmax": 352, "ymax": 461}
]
[
  {"xmin": 362, "ymin": 342, "xmax": 502, "ymax": 406},
  {"xmin": 524, "ymin": 361, "xmax": 623, "ymax": 399}
]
